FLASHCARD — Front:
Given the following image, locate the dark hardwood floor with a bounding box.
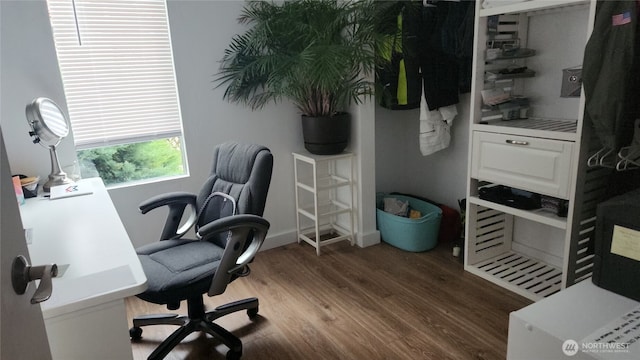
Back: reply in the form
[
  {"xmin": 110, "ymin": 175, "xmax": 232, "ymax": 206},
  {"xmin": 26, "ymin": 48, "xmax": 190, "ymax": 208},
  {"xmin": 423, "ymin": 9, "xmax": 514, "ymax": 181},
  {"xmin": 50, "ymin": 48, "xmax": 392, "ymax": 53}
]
[{"xmin": 127, "ymin": 241, "xmax": 531, "ymax": 360}]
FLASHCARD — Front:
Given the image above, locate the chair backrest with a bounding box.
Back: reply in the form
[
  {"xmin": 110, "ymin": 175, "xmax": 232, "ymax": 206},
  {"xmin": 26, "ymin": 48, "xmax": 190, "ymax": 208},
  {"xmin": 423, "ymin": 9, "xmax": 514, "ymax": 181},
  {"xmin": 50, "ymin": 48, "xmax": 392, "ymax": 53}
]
[
  {"xmin": 196, "ymin": 142, "xmax": 273, "ymax": 296},
  {"xmin": 195, "ymin": 142, "xmax": 273, "ymax": 240}
]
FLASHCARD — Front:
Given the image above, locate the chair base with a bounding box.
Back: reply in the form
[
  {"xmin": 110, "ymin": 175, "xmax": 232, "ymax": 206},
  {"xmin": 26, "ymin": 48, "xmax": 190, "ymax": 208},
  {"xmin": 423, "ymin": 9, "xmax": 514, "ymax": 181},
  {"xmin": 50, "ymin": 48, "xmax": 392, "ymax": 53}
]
[{"xmin": 131, "ymin": 296, "xmax": 259, "ymax": 360}]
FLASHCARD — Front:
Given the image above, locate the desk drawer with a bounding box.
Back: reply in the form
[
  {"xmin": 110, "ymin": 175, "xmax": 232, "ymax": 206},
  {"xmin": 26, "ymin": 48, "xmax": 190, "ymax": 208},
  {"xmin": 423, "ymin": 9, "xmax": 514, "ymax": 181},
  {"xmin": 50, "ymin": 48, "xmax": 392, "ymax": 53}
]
[{"xmin": 471, "ymin": 132, "xmax": 574, "ymax": 199}]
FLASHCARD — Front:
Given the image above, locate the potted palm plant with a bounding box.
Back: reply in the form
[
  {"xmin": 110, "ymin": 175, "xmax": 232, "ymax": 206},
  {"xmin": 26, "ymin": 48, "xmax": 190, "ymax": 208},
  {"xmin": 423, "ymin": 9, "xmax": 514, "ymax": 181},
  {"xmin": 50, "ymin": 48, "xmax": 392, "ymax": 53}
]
[{"xmin": 215, "ymin": 0, "xmax": 378, "ymax": 155}]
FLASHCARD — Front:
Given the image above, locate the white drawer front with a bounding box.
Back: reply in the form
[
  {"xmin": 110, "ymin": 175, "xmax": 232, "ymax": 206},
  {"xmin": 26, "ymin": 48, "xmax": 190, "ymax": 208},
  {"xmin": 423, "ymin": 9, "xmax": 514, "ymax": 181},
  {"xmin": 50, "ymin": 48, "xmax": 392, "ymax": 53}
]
[{"xmin": 471, "ymin": 132, "xmax": 574, "ymax": 199}]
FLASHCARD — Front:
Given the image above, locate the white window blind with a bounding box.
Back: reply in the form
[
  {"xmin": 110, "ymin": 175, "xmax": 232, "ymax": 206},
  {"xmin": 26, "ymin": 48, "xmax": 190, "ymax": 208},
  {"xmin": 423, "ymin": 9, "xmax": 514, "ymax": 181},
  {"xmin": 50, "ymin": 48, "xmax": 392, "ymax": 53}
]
[{"xmin": 47, "ymin": 0, "xmax": 183, "ymax": 150}]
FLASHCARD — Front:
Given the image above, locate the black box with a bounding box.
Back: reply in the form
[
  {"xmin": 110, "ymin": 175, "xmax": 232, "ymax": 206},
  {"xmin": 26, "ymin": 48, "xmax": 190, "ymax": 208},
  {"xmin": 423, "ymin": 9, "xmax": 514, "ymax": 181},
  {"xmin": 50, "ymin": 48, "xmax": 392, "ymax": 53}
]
[{"xmin": 592, "ymin": 188, "xmax": 640, "ymax": 301}]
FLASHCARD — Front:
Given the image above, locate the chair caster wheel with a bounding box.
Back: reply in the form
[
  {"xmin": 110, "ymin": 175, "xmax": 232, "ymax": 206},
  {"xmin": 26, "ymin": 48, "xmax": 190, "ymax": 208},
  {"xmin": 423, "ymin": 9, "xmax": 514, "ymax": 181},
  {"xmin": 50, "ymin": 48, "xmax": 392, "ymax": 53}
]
[
  {"xmin": 247, "ymin": 307, "xmax": 259, "ymax": 320},
  {"xmin": 226, "ymin": 350, "xmax": 242, "ymax": 360},
  {"xmin": 129, "ymin": 326, "xmax": 143, "ymax": 340}
]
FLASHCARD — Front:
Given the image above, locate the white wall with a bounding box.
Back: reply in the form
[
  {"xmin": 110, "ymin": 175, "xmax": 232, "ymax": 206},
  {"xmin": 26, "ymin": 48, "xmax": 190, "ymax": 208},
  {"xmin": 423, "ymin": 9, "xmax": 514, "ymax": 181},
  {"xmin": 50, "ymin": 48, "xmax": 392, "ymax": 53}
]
[
  {"xmin": 112, "ymin": 0, "xmax": 304, "ymax": 248},
  {"xmin": 0, "ymin": 0, "xmax": 379, "ymax": 250},
  {"xmin": 375, "ymin": 94, "xmax": 471, "ymax": 212},
  {"xmin": 0, "ymin": 1, "xmax": 77, "ymax": 181}
]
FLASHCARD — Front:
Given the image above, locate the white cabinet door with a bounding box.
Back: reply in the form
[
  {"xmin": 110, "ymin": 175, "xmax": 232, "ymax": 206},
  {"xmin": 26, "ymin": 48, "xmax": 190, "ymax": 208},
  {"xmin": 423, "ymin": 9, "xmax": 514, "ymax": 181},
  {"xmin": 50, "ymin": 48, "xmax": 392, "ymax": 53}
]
[{"xmin": 471, "ymin": 131, "xmax": 574, "ymax": 199}]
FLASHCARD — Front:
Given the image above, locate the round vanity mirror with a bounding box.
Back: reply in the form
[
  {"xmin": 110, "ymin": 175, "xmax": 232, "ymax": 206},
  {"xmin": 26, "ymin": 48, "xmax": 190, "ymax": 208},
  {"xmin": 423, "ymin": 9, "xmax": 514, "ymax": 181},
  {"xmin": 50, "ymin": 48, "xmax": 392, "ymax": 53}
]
[
  {"xmin": 26, "ymin": 97, "xmax": 74, "ymax": 192},
  {"xmin": 28, "ymin": 98, "xmax": 69, "ymax": 144}
]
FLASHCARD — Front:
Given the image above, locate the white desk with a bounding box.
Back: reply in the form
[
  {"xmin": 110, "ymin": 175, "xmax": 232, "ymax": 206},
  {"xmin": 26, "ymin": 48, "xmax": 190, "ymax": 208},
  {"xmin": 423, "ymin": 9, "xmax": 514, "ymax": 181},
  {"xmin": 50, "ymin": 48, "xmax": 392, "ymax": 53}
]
[
  {"xmin": 508, "ymin": 280, "xmax": 640, "ymax": 360},
  {"xmin": 19, "ymin": 178, "xmax": 147, "ymax": 360}
]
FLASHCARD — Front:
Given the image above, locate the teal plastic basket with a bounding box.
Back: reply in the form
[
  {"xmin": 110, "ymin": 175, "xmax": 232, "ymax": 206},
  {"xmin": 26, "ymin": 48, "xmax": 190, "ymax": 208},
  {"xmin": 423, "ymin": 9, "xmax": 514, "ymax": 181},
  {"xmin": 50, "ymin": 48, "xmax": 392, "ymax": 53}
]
[{"xmin": 376, "ymin": 194, "xmax": 442, "ymax": 252}]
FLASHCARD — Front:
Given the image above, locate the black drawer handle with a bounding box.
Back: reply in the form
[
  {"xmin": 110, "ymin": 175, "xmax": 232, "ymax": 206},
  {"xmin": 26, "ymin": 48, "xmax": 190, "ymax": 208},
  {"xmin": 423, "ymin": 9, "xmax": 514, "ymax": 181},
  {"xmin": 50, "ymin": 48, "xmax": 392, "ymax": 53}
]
[{"xmin": 506, "ymin": 139, "xmax": 529, "ymax": 146}]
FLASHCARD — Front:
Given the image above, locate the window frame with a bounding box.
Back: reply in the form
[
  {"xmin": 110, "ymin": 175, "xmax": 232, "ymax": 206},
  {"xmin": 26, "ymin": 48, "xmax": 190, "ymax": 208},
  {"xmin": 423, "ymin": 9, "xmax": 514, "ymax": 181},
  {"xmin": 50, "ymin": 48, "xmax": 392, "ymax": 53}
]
[{"xmin": 46, "ymin": 0, "xmax": 188, "ymax": 186}]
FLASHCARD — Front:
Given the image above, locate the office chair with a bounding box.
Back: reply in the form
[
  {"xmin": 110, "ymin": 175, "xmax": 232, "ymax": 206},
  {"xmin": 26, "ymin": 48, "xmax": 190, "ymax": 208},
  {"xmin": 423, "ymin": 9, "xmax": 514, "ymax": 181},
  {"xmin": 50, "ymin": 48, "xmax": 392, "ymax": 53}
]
[{"xmin": 129, "ymin": 142, "xmax": 273, "ymax": 360}]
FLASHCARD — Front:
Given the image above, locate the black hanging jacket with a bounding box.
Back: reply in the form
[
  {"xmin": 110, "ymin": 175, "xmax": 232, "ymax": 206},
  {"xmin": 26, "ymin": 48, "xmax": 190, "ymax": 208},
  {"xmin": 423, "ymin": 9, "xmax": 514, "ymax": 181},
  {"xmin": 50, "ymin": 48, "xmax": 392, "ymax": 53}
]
[{"xmin": 377, "ymin": 2, "xmax": 422, "ymax": 110}]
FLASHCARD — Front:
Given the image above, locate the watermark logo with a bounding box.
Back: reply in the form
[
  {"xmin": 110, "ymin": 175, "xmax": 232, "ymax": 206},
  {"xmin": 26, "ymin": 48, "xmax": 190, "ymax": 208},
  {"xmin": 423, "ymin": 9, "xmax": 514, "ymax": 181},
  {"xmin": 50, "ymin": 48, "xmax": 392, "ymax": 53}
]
[
  {"xmin": 562, "ymin": 339, "xmax": 632, "ymax": 357},
  {"xmin": 562, "ymin": 339, "xmax": 579, "ymax": 356}
]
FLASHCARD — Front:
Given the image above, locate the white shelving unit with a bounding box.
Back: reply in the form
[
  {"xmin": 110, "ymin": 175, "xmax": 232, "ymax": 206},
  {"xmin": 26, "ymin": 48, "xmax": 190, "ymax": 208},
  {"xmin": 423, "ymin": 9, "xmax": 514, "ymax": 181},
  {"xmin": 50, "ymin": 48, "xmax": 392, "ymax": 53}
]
[
  {"xmin": 464, "ymin": 0, "xmax": 609, "ymax": 301},
  {"xmin": 293, "ymin": 151, "xmax": 355, "ymax": 255}
]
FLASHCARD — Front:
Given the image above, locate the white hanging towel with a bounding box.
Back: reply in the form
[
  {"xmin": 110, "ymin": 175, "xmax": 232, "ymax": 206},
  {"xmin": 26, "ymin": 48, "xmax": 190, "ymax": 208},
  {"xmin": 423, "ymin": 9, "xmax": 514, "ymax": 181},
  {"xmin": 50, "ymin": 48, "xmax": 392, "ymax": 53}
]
[{"xmin": 419, "ymin": 92, "xmax": 457, "ymax": 156}]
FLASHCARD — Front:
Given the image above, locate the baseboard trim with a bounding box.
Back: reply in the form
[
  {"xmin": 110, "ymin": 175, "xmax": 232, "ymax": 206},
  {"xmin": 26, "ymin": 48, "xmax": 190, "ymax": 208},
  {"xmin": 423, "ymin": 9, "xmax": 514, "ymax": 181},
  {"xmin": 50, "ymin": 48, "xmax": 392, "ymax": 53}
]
[
  {"xmin": 261, "ymin": 230, "xmax": 297, "ymax": 251},
  {"xmin": 261, "ymin": 229, "xmax": 380, "ymax": 251}
]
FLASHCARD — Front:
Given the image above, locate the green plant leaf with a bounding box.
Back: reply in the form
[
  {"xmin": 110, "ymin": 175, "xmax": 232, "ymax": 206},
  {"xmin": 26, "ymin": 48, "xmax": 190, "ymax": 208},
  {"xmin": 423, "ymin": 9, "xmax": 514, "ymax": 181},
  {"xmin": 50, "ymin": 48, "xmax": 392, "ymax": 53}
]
[{"xmin": 214, "ymin": 0, "xmax": 383, "ymax": 117}]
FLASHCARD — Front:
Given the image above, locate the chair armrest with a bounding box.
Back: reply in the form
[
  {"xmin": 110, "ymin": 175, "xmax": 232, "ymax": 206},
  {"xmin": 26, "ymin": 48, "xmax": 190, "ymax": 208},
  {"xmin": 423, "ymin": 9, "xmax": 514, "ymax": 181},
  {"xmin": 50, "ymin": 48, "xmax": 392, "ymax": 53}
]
[
  {"xmin": 139, "ymin": 191, "xmax": 196, "ymax": 214},
  {"xmin": 139, "ymin": 192, "xmax": 197, "ymax": 240},
  {"xmin": 199, "ymin": 214, "xmax": 270, "ymax": 297},
  {"xmin": 196, "ymin": 214, "xmax": 268, "ymax": 238}
]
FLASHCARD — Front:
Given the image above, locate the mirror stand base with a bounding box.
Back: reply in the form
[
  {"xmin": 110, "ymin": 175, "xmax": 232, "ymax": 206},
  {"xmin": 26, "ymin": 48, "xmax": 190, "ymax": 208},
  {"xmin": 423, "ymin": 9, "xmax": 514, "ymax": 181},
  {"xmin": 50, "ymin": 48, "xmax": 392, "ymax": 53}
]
[{"xmin": 43, "ymin": 173, "xmax": 73, "ymax": 193}]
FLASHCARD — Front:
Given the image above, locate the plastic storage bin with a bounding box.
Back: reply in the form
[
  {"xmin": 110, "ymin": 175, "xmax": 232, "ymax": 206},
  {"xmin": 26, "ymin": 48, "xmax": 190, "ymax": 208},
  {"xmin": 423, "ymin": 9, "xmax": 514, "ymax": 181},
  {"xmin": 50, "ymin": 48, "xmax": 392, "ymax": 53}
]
[{"xmin": 376, "ymin": 194, "xmax": 442, "ymax": 252}]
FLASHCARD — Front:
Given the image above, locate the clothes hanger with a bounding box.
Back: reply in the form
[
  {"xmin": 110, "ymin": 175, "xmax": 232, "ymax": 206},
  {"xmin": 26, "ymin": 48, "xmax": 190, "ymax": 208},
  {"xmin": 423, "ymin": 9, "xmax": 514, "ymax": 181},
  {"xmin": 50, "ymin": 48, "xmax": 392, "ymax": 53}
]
[
  {"xmin": 616, "ymin": 147, "xmax": 640, "ymax": 171},
  {"xmin": 423, "ymin": 0, "xmax": 437, "ymax": 7},
  {"xmin": 615, "ymin": 119, "xmax": 640, "ymax": 171},
  {"xmin": 587, "ymin": 146, "xmax": 616, "ymax": 168}
]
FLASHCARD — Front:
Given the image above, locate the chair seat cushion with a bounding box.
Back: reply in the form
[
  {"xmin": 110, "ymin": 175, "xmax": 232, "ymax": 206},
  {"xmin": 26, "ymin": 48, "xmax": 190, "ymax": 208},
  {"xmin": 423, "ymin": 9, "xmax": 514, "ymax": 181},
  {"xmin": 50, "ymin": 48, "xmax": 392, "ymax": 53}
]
[{"xmin": 136, "ymin": 239, "xmax": 224, "ymax": 305}]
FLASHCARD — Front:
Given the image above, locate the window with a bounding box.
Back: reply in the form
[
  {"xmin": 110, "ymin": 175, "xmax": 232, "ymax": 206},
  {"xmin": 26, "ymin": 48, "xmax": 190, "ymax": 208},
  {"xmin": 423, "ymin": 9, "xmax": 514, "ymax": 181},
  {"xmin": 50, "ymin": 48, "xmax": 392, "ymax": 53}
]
[{"xmin": 46, "ymin": 0, "xmax": 187, "ymax": 186}]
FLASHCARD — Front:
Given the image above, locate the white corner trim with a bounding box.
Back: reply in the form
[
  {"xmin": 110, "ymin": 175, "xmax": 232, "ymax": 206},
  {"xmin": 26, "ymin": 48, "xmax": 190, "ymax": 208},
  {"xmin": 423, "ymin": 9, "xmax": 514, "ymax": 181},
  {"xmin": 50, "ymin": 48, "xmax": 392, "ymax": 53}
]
[{"xmin": 358, "ymin": 229, "xmax": 380, "ymax": 248}]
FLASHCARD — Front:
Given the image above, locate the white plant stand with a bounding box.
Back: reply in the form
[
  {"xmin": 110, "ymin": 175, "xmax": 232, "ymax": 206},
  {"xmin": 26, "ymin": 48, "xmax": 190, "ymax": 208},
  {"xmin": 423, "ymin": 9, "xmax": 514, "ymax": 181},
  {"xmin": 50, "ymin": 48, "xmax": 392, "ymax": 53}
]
[{"xmin": 293, "ymin": 151, "xmax": 356, "ymax": 255}]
